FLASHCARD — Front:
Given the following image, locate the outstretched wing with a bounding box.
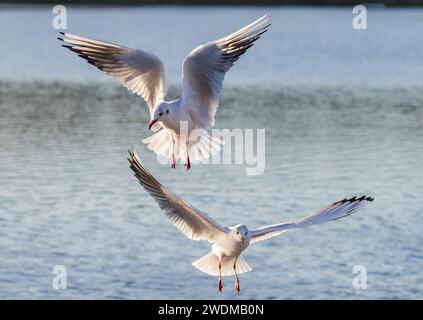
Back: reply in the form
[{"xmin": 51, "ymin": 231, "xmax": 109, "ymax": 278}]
[
  {"xmin": 250, "ymin": 196, "xmax": 374, "ymax": 244},
  {"xmin": 59, "ymin": 33, "xmax": 166, "ymax": 110},
  {"xmin": 127, "ymin": 147, "xmax": 227, "ymax": 242},
  {"xmin": 181, "ymin": 14, "xmax": 270, "ymax": 130}
]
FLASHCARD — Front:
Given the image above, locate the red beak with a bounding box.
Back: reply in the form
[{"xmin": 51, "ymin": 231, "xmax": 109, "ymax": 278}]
[{"xmin": 148, "ymin": 119, "xmax": 158, "ymax": 130}]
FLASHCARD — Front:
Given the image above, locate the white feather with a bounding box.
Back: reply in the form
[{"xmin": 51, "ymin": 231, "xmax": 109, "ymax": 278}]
[
  {"xmin": 59, "ymin": 32, "xmax": 166, "ymax": 111},
  {"xmin": 192, "ymin": 253, "xmax": 252, "ymax": 277},
  {"xmin": 250, "ymin": 196, "xmax": 374, "ymax": 244},
  {"xmin": 181, "ymin": 14, "xmax": 271, "ymax": 130},
  {"xmin": 127, "ymin": 147, "xmax": 228, "ymax": 242}
]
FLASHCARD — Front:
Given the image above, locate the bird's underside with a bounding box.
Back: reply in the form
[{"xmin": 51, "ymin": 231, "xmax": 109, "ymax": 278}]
[
  {"xmin": 127, "ymin": 147, "xmax": 374, "ymax": 293},
  {"xmin": 142, "ymin": 127, "xmax": 224, "ymax": 170}
]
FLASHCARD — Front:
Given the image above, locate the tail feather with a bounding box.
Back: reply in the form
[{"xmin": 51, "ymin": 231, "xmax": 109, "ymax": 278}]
[
  {"xmin": 143, "ymin": 130, "xmax": 173, "ymax": 159},
  {"xmin": 192, "ymin": 252, "xmax": 252, "ymax": 277},
  {"xmin": 143, "ymin": 130, "xmax": 223, "ymax": 162},
  {"xmin": 188, "ymin": 132, "xmax": 223, "ymax": 162}
]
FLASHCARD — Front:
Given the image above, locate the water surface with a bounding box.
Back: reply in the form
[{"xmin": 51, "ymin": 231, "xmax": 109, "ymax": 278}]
[{"xmin": 0, "ymin": 6, "xmax": 422, "ymax": 299}]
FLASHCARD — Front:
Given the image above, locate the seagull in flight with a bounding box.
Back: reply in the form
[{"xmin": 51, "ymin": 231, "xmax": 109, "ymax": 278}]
[
  {"xmin": 58, "ymin": 14, "xmax": 271, "ymax": 170},
  {"xmin": 127, "ymin": 147, "xmax": 374, "ymax": 293}
]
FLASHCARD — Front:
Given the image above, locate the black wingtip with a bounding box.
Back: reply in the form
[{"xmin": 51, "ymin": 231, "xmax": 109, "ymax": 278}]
[
  {"xmin": 128, "ymin": 146, "xmax": 135, "ymax": 156},
  {"xmin": 127, "ymin": 146, "xmax": 138, "ymax": 162},
  {"xmin": 57, "ymin": 37, "xmax": 63, "ymax": 41},
  {"xmin": 359, "ymin": 196, "xmax": 374, "ymax": 202},
  {"xmin": 127, "ymin": 147, "xmax": 134, "ymax": 161},
  {"xmin": 333, "ymin": 195, "xmax": 374, "ymax": 205},
  {"xmin": 127, "ymin": 147, "xmax": 138, "ymax": 169},
  {"xmin": 59, "ymin": 32, "xmax": 65, "ymax": 35}
]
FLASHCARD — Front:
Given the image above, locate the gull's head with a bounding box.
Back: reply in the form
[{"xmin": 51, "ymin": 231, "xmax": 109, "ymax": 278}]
[
  {"xmin": 233, "ymin": 224, "xmax": 249, "ymax": 245},
  {"xmin": 149, "ymin": 102, "xmax": 170, "ymax": 130}
]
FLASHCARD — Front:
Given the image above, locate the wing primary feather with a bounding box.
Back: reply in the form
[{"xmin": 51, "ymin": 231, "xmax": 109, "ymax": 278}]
[
  {"xmin": 250, "ymin": 195, "xmax": 374, "ymax": 244},
  {"xmin": 58, "ymin": 33, "xmax": 166, "ymax": 109},
  {"xmin": 181, "ymin": 14, "xmax": 271, "ymax": 131},
  {"xmin": 127, "ymin": 147, "xmax": 227, "ymax": 242}
]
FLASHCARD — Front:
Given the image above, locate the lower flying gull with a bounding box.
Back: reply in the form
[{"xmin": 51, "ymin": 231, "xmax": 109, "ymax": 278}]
[{"xmin": 127, "ymin": 147, "xmax": 374, "ymax": 293}]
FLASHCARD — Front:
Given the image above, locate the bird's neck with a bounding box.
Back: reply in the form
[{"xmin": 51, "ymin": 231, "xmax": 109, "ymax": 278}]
[{"xmin": 161, "ymin": 99, "xmax": 189, "ymax": 132}]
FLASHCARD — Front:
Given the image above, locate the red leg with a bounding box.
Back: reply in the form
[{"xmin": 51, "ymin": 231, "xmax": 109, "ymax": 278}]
[
  {"xmin": 171, "ymin": 154, "xmax": 176, "ymax": 169},
  {"xmin": 170, "ymin": 139, "xmax": 176, "ymax": 169},
  {"xmin": 217, "ymin": 262, "xmax": 223, "ymax": 293},
  {"xmin": 234, "ymin": 260, "xmax": 240, "ymax": 293},
  {"xmin": 185, "ymin": 157, "xmax": 191, "ymax": 171},
  {"xmin": 184, "ymin": 141, "xmax": 191, "ymax": 171}
]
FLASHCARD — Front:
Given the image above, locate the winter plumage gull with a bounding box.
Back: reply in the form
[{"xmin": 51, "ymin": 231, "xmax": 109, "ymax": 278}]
[
  {"xmin": 59, "ymin": 14, "xmax": 271, "ymax": 170},
  {"xmin": 127, "ymin": 147, "xmax": 374, "ymax": 293}
]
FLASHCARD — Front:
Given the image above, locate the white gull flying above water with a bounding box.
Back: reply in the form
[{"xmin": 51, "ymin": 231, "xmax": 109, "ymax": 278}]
[
  {"xmin": 58, "ymin": 14, "xmax": 271, "ymax": 170},
  {"xmin": 127, "ymin": 148, "xmax": 374, "ymax": 293}
]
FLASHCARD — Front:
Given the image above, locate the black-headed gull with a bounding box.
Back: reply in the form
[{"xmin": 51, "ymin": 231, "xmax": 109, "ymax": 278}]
[
  {"xmin": 127, "ymin": 147, "xmax": 374, "ymax": 293},
  {"xmin": 59, "ymin": 14, "xmax": 271, "ymax": 170}
]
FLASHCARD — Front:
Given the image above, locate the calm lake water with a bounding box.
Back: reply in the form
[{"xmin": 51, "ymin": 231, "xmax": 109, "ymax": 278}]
[{"xmin": 0, "ymin": 5, "xmax": 423, "ymax": 299}]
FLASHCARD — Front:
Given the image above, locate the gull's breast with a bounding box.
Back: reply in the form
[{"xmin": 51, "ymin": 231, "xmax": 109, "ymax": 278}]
[{"xmin": 213, "ymin": 238, "xmax": 245, "ymax": 258}]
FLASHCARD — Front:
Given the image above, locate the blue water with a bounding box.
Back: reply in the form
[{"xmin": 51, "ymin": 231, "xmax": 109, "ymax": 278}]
[{"xmin": 0, "ymin": 6, "xmax": 422, "ymax": 299}]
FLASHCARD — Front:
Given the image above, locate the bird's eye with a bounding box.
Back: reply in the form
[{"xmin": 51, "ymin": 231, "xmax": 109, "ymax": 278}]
[
  {"xmin": 166, "ymin": 110, "xmax": 169, "ymax": 114},
  {"xmin": 159, "ymin": 112, "xmax": 163, "ymax": 117},
  {"xmin": 237, "ymin": 231, "xmax": 239, "ymax": 235}
]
